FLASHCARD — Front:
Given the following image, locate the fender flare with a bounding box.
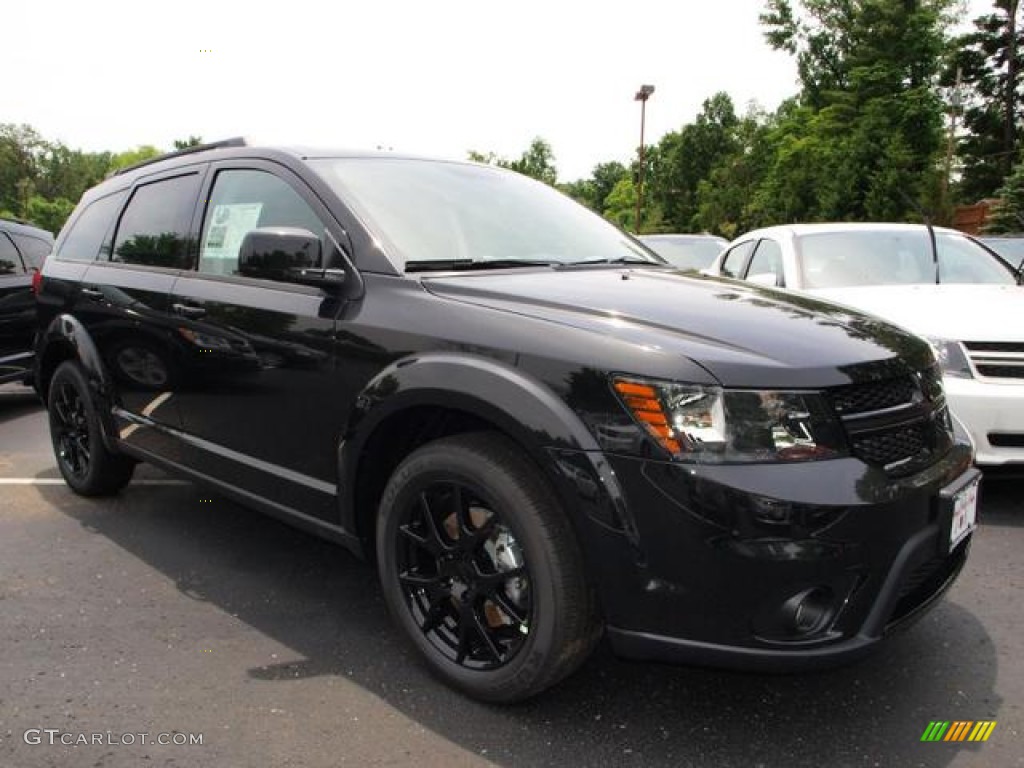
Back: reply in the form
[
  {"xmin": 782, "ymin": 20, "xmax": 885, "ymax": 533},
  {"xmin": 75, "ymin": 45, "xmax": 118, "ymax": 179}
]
[
  {"xmin": 39, "ymin": 313, "xmax": 114, "ymax": 395},
  {"xmin": 337, "ymin": 352, "xmax": 631, "ymax": 539},
  {"xmin": 38, "ymin": 313, "xmax": 121, "ymax": 451}
]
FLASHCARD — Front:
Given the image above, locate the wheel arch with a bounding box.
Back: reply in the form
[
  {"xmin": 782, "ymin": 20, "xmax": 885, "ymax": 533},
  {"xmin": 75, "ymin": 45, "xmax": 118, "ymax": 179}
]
[
  {"xmin": 36, "ymin": 314, "xmax": 114, "ymax": 402},
  {"xmin": 339, "ymin": 353, "xmax": 604, "ymax": 552},
  {"xmin": 36, "ymin": 314, "xmax": 122, "ymax": 453}
]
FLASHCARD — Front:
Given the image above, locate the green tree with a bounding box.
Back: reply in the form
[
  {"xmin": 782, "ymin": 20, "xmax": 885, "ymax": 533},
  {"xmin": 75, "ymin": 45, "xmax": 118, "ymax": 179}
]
[
  {"xmin": 109, "ymin": 145, "xmax": 162, "ymax": 172},
  {"xmin": 468, "ymin": 138, "xmax": 558, "ymax": 185},
  {"xmin": 559, "ymin": 177, "xmax": 594, "ymax": 207},
  {"xmin": 694, "ymin": 105, "xmax": 776, "ymax": 236},
  {"xmin": 561, "ymin": 161, "xmax": 628, "ymax": 213},
  {"xmin": 173, "ymin": 136, "xmax": 204, "ymax": 149},
  {"xmin": 0, "ymin": 124, "xmax": 46, "ymax": 216},
  {"xmin": 603, "ymin": 177, "xmax": 638, "ymax": 230},
  {"xmin": 35, "ymin": 144, "xmax": 113, "ymax": 205},
  {"xmin": 601, "ymin": 176, "xmax": 663, "ymax": 232},
  {"xmin": 759, "ymin": 0, "xmax": 953, "ymax": 221},
  {"xmin": 648, "ymin": 92, "xmax": 739, "ymax": 231},
  {"xmin": 588, "ymin": 161, "xmax": 628, "ymax": 212},
  {"xmin": 943, "ymin": 0, "xmax": 1023, "ymax": 202},
  {"xmin": 502, "ymin": 137, "xmax": 558, "ymax": 185},
  {"xmin": 984, "ymin": 159, "xmax": 1024, "ymax": 231},
  {"xmin": 467, "ymin": 149, "xmax": 500, "ymax": 164},
  {"xmin": 25, "ymin": 196, "xmax": 76, "ymax": 235}
]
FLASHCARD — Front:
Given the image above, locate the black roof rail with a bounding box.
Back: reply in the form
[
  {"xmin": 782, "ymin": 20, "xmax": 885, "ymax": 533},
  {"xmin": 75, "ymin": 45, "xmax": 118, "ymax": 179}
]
[{"xmin": 110, "ymin": 137, "xmax": 248, "ymax": 177}]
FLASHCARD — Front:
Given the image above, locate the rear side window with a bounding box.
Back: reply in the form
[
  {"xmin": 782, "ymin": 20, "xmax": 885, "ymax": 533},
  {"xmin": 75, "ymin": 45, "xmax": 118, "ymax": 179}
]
[
  {"xmin": 57, "ymin": 191, "xmax": 128, "ymax": 262},
  {"xmin": 10, "ymin": 233, "xmax": 52, "ymax": 269},
  {"xmin": 0, "ymin": 233, "xmax": 24, "ymax": 275},
  {"xmin": 112, "ymin": 174, "xmax": 201, "ymax": 269}
]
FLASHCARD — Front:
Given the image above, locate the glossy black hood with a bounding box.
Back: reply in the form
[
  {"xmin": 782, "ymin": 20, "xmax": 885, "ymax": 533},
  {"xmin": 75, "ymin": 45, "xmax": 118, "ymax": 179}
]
[{"xmin": 422, "ymin": 268, "xmax": 934, "ymax": 388}]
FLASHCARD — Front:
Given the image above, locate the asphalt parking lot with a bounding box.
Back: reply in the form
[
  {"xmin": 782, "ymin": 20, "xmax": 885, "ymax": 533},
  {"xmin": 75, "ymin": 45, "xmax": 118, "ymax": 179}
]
[{"xmin": 0, "ymin": 384, "xmax": 1021, "ymax": 768}]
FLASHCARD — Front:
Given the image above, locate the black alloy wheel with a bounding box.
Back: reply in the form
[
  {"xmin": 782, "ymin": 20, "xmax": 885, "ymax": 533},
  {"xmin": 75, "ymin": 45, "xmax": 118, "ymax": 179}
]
[
  {"xmin": 47, "ymin": 361, "xmax": 135, "ymax": 496},
  {"xmin": 396, "ymin": 480, "xmax": 532, "ymax": 670},
  {"xmin": 377, "ymin": 432, "xmax": 599, "ymax": 703},
  {"xmin": 51, "ymin": 374, "xmax": 91, "ymax": 480}
]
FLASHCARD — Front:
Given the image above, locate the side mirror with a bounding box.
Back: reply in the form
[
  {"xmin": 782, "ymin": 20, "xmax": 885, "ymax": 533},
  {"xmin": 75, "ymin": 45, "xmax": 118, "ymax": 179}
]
[
  {"xmin": 238, "ymin": 228, "xmax": 345, "ymax": 289},
  {"xmin": 748, "ymin": 272, "xmax": 781, "ymax": 288}
]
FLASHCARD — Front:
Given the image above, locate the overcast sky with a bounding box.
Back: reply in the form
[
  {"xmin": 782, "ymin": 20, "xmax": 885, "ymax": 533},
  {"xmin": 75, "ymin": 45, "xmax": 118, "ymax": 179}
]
[{"xmin": 4, "ymin": 0, "xmax": 992, "ymax": 181}]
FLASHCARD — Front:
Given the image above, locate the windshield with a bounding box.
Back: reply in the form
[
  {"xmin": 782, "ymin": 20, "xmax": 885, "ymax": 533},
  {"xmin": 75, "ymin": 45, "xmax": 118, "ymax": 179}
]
[
  {"xmin": 311, "ymin": 158, "xmax": 660, "ymax": 269},
  {"xmin": 980, "ymin": 237, "xmax": 1024, "ymax": 267},
  {"xmin": 640, "ymin": 236, "xmax": 725, "ymax": 270},
  {"xmin": 797, "ymin": 229, "xmax": 1017, "ymax": 288}
]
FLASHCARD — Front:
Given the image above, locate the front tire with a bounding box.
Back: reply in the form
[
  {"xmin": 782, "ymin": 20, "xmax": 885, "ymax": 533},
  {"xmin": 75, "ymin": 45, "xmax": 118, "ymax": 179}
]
[
  {"xmin": 376, "ymin": 432, "xmax": 598, "ymax": 703},
  {"xmin": 48, "ymin": 360, "xmax": 134, "ymax": 496}
]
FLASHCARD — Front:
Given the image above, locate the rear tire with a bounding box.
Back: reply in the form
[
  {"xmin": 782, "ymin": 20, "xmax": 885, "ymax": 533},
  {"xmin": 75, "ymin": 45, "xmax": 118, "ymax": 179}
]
[
  {"xmin": 376, "ymin": 432, "xmax": 599, "ymax": 703},
  {"xmin": 48, "ymin": 360, "xmax": 134, "ymax": 496}
]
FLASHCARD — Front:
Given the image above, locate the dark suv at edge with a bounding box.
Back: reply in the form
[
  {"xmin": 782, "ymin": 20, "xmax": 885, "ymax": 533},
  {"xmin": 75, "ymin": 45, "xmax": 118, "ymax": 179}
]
[
  {"xmin": 35, "ymin": 139, "xmax": 978, "ymax": 702},
  {"xmin": 1, "ymin": 217, "xmax": 52, "ymax": 385}
]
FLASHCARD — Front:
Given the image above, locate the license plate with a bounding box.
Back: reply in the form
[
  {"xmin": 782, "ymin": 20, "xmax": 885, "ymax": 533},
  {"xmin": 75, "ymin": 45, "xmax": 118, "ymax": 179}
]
[{"xmin": 949, "ymin": 478, "xmax": 979, "ymax": 551}]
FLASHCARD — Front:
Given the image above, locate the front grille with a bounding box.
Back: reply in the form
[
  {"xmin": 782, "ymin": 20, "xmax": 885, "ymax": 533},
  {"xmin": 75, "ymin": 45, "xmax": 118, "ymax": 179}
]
[
  {"xmin": 963, "ymin": 341, "xmax": 1024, "ymax": 380},
  {"xmin": 852, "ymin": 423, "xmax": 927, "ymax": 466},
  {"xmin": 829, "ymin": 377, "xmax": 916, "ymax": 415},
  {"xmin": 828, "ymin": 366, "xmax": 953, "ymax": 476}
]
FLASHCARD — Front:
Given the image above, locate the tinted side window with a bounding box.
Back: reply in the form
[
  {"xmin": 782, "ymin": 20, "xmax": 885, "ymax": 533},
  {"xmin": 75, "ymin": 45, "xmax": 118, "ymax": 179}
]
[
  {"xmin": 720, "ymin": 241, "xmax": 755, "ymax": 278},
  {"xmin": 57, "ymin": 191, "xmax": 127, "ymax": 262},
  {"xmin": 113, "ymin": 174, "xmax": 201, "ymax": 269},
  {"xmin": 198, "ymin": 169, "xmax": 326, "ymax": 276},
  {"xmin": 0, "ymin": 233, "xmax": 24, "ymax": 274},
  {"xmin": 10, "ymin": 233, "xmax": 52, "ymax": 269},
  {"xmin": 746, "ymin": 239, "xmax": 785, "ymax": 286}
]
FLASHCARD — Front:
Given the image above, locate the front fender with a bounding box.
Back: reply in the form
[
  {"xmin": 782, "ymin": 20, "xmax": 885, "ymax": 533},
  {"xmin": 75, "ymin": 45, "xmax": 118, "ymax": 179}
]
[{"xmin": 338, "ymin": 352, "xmax": 633, "ymax": 542}]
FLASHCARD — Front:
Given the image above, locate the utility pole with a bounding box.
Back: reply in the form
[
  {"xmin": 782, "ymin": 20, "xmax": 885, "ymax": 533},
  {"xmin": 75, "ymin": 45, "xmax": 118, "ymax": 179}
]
[
  {"xmin": 942, "ymin": 66, "xmax": 962, "ymax": 219},
  {"xmin": 634, "ymin": 85, "xmax": 655, "ymax": 234},
  {"xmin": 1005, "ymin": 0, "xmax": 1020, "ymax": 177}
]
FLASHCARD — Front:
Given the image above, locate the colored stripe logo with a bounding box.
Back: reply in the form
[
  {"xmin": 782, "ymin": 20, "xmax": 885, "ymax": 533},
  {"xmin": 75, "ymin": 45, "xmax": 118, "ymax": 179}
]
[{"xmin": 921, "ymin": 721, "xmax": 997, "ymax": 742}]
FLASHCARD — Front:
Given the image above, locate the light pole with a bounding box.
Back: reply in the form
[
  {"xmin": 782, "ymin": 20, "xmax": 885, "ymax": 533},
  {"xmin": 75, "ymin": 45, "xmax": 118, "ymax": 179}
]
[{"xmin": 634, "ymin": 84, "xmax": 655, "ymax": 233}]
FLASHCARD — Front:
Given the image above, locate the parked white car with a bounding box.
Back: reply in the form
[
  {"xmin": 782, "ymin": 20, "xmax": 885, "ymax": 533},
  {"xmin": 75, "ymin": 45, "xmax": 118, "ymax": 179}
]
[{"xmin": 708, "ymin": 223, "xmax": 1024, "ymax": 465}]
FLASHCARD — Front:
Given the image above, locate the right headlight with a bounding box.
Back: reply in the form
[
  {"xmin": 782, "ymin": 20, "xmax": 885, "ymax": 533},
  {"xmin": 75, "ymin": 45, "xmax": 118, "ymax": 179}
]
[{"xmin": 612, "ymin": 377, "xmax": 848, "ymax": 463}]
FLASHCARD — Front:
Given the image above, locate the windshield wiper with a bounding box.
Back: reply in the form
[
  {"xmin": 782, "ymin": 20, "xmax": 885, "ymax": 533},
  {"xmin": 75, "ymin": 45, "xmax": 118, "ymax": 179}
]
[
  {"xmin": 405, "ymin": 258, "xmax": 559, "ymax": 273},
  {"xmin": 560, "ymin": 256, "xmax": 662, "ymax": 267}
]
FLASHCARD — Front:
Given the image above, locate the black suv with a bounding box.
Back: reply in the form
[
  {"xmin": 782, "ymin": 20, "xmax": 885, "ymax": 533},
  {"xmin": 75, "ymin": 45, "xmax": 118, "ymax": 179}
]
[
  {"xmin": 1, "ymin": 218, "xmax": 52, "ymax": 385},
  {"xmin": 35, "ymin": 139, "xmax": 979, "ymax": 702}
]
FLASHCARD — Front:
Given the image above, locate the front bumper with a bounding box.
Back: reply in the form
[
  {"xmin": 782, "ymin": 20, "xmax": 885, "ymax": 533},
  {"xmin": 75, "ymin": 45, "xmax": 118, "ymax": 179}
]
[
  {"xmin": 552, "ymin": 441, "xmax": 976, "ymax": 670},
  {"xmin": 945, "ymin": 376, "xmax": 1024, "ymax": 465}
]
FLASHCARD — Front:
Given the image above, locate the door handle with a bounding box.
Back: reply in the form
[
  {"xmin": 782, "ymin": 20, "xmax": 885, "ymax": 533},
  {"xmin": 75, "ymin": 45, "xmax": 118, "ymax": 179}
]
[
  {"xmin": 172, "ymin": 302, "xmax": 207, "ymax": 319},
  {"xmin": 80, "ymin": 287, "xmax": 104, "ymax": 300}
]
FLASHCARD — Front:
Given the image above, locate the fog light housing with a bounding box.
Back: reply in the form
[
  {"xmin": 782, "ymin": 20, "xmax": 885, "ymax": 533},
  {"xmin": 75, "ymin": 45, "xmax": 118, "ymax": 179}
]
[{"xmin": 781, "ymin": 587, "xmax": 835, "ymax": 636}]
